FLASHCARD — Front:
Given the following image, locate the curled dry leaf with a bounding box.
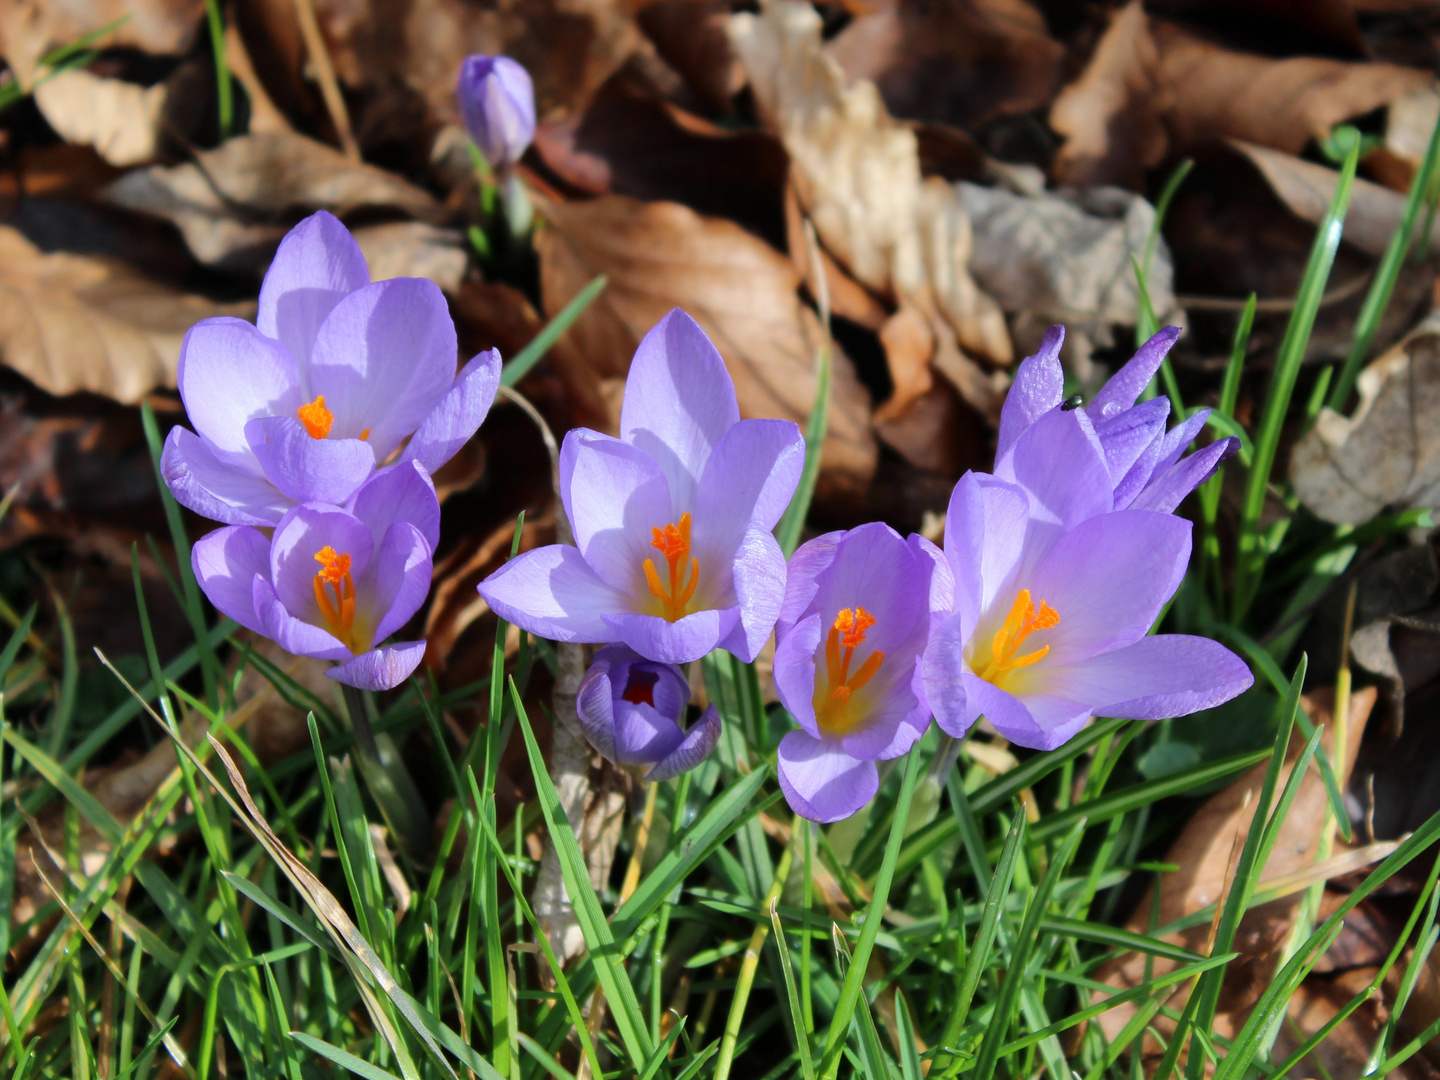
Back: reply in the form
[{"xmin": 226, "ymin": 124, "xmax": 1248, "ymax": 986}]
[
  {"xmin": 104, "ymin": 131, "xmax": 444, "ymax": 270},
  {"xmin": 1292, "ymin": 317, "xmax": 1440, "ymax": 525},
  {"xmin": 0, "ymin": 225, "xmax": 253, "ymax": 403},
  {"xmin": 1153, "ymin": 19, "xmax": 1431, "ymax": 154},
  {"xmin": 32, "ymin": 69, "xmax": 168, "ymax": 168},
  {"xmin": 1096, "ymin": 687, "xmax": 1377, "ymax": 1047},
  {"xmin": 533, "ymin": 188, "xmax": 879, "ymax": 503},
  {"xmin": 1049, "ymin": 1, "xmax": 1170, "ymax": 190}
]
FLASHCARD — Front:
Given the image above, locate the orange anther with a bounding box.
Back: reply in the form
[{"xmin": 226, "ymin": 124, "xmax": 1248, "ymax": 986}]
[
  {"xmin": 297, "ymin": 395, "xmax": 334, "ymax": 439},
  {"xmin": 644, "ymin": 512, "xmax": 699, "ymax": 622},
  {"xmin": 312, "ymin": 546, "xmax": 357, "ymax": 650},
  {"xmin": 975, "ymin": 589, "xmax": 1060, "ymax": 686},
  {"xmin": 815, "ymin": 606, "xmax": 885, "ymax": 735}
]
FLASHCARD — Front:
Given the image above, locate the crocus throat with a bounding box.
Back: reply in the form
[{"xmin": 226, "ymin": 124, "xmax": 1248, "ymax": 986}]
[
  {"xmin": 644, "ymin": 512, "xmax": 699, "ymax": 622},
  {"xmin": 814, "ymin": 607, "xmax": 885, "ymax": 736},
  {"xmin": 621, "ymin": 668, "xmax": 660, "ymax": 707},
  {"xmin": 297, "ymin": 396, "xmax": 369, "ymax": 441},
  {"xmin": 312, "ymin": 546, "xmax": 358, "ymax": 651},
  {"xmin": 974, "ymin": 589, "xmax": 1059, "ymax": 687}
]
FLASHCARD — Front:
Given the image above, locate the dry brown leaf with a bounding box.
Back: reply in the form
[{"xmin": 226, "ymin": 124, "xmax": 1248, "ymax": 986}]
[
  {"xmin": 825, "ymin": 0, "xmax": 1062, "ymax": 134},
  {"xmin": 104, "ymin": 131, "xmax": 443, "ymax": 270},
  {"xmin": 1292, "ymin": 316, "xmax": 1440, "ymax": 524},
  {"xmin": 1096, "ymin": 687, "xmax": 1377, "ymax": 1046},
  {"xmin": 353, "ymin": 223, "xmax": 467, "ymax": 292},
  {"xmin": 1154, "ymin": 19, "xmax": 1431, "ymax": 154},
  {"xmin": 0, "ymin": 0, "xmax": 202, "ymax": 90},
  {"xmin": 0, "ymin": 224, "xmax": 252, "ymax": 403},
  {"xmin": 1049, "ymin": 1, "xmax": 1170, "ymax": 190},
  {"xmin": 534, "ymin": 189, "xmax": 878, "ymax": 503},
  {"xmin": 32, "ymin": 69, "xmax": 167, "ymax": 168}
]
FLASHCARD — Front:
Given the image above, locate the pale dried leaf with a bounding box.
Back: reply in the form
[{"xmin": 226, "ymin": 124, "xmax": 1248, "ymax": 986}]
[
  {"xmin": 353, "ymin": 222, "xmax": 467, "ymax": 292},
  {"xmin": 1292, "ymin": 322, "xmax": 1440, "ymax": 524},
  {"xmin": 1049, "ymin": 1, "xmax": 1169, "ymax": 189},
  {"xmin": 535, "ymin": 189, "xmax": 878, "ymax": 501},
  {"xmin": 1154, "ymin": 19, "xmax": 1431, "ymax": 154},
  {"xmin": 0, "ymin": 225, "xmax": 252, "ymax": 403},
  {"xmin": 103, "ymin": 131, "xmax": 443, "ymax": 269},
  {"xmin": 33, "ymin": 69, "xmax": 167, "ymax": 167},
  {"xmin": 0, "ymin": 0, "xmax": 202, "ymax": 90}
]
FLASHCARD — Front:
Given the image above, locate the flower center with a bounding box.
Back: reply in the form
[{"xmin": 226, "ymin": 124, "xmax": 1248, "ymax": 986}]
[
  {"xmin": 644, "ymin": 512, "xmax": 700, "ymax": 622},
  {"xmin": 312, "ymin": 545, "xmax": 358, "ymax": 651},
  {"xmin": 974, "ymin": 589, "xmax": 1059, "ymax": 687},
  {"xmin": 297, "ymin": 395, "xmax": 334, "ymax": 439},
  {"xmin": 621, "ymin": 668, "xmax": 660, "ymax": 707},
  {"xmin": 814, "ymin": 607, "xmax": 885, "ymax": 736}
]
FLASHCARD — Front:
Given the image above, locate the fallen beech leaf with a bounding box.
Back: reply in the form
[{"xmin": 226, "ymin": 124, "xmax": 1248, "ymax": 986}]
[
  {"xmin": 825, "ymin": 0, "xmax": 1063, "ymax": 134},
  {"xmin": 32, "ymin": 69, "xmax": 167, "ymax": 168},
  {"xmin": 1233, "ymin": 138, "xmax": 1440, "ymax": 259},
  {"xmin": 0, "ymin": 225, "xmax": 252, "ymax": 403},
  {"xmin": 958, "ymin": 182, "xmax": 1179, "ymax": 380},
  {"xmin": 1292, "ymin": 319, "xmax": 1440, "ymax": 524},
  {"xmin": 534, "ymin": 189, "xmax": 878, "ymax": 503},
  {"xmin": 104, "ymin": 131, "xmax": 443, "ymax": 270},
  {"xmin": 353, "ymin": 223, "xmax": 467, "ymax": 292},
  {"xmin": 0, "ymin": 0, "xmax": 202, "ymax": 91},
  {"xmin": 1049, "ymin": 1, "xmax": 1169, "ymax": 190},
  {"xmin": 1153, "ymin": 19, "xmax": 1431, "ymax": 154}
]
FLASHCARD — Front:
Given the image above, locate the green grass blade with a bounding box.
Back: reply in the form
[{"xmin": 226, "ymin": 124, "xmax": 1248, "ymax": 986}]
[
  {"xmin": 770, "ymin": 897, "xmax": 815, "ymax": 1080},
  {"xmin": 502, "ymin": 276, "xmax": 607, "ymax": 387},
  {"xmin": 776, "ymin": 326, "xmax": 831, "ymax": 557},
  {"xmin": 290, "ymin": 1031, "xmax": 403, "ymax": 1080}
]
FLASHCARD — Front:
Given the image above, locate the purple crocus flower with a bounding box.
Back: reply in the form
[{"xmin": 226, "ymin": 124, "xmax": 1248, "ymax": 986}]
[
  {"xmin": 773, "ymin": 522, "xmax": 939, "ymax": 823},
  {"xmin": 161, "ymin": 210, "xmax": 501, "ymax": 528},
  {"xmin": 457, "ymin": 55, "xmax": 536, "ymax": 168},
  {"xmin": 576, "ymin": 645, "xmax": 721, "ymax": 780},
  {"xmin": 190, "ymin": 461, "xmax": 440, "ymax": 690},
  {"xmin": 997, "ymin": 325, "xmax": 1238, "ymax": 523},
  {"xmin": 921, "ymin": 471, "xmax": 1254, "ymax": 750},
  {"xmin": 478, "ymin": 309, "xmax": 804, "ymax": 665}
]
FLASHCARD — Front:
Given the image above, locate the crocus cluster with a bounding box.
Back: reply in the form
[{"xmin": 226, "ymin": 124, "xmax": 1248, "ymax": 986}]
[
  {"xmin": 477, "ymin": 314, "xmax": 1253, "ymax": 820},
  {"xmin": 165, "ymin": 210, "xmax": 501, "ymax": 690}
]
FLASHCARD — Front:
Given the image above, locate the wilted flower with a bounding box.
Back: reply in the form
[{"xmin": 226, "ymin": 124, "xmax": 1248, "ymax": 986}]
[
  {"xmin": 479, "ymin": 309, "xmax": 804, "ymax": 665},
  {"xmin": 162, "ymin": 211, "xmax": 501, "ymax": 527},
  {"xmin": 576, "ymin": 645, "xmax": 721, "ymax": 781},
  {"xmin": 922, "ymin": 471, "xmax": 1253, "ymax": 750},
  {"xmin": 773, "ymin": 523, "xmax": 938, "ymax": 823},
  {"xmin": 191, "ymin": 462, "xmax": 440, "ymax": 690},
  {"xmin": 457, "ymin": 55, "xmax": 536, "ymax": 168}
]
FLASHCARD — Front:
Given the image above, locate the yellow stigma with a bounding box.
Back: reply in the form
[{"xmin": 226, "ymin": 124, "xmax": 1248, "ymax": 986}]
[
  {"xmin": 297, "ymin": 395, "xmax": 334, "ymax": 439},
  {"xmin": 973, "ymin": 589, "xmax": 1059, "ymax": 688},
  {"xmin": 813, "ymin": 607, "xmax": 885, "ymax": 736},
  {"xmin": 312, "ymin": 546, "xmax": 357, "ymax": 650},
  {"xmin": 644, "ymin": 512, "xmax": 700, "ymax": 622}
]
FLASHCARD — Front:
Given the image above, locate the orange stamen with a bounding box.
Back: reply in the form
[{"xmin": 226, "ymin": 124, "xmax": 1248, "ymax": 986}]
[
  {"xmin": 297, "ymin": 395, "xmax": 334, "ymax": 439},
  {"xmin": 312, "ymin": 546, "xmax": 358, "ymax": 651},
  {"xmin": 974, "ymin": 589, "xmax": 1059, "ymax": 686},
  {"xmin": 814, "ymin": 607, "xmax": 885, "ymax": 735},
  {"xmin": 643, "ymin": 512, "xmax": 700, "ymax": 622}
]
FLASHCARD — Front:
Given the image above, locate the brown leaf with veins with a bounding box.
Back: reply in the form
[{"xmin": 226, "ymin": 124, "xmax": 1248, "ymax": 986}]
[
  {"xmin": 0, "ymin": 225, "xmax": 252, "ymax": 403},
  {"xmin": 1153, "ymin": 19, "xmax": 1431, "ymax": 154},
  {"xmin": 1050, "ymin": 1, "xmax": 1170, "ymax": 190},
  {"xmin": 534, "ymin": 189, "xmax": 878, "ymax": 504}
]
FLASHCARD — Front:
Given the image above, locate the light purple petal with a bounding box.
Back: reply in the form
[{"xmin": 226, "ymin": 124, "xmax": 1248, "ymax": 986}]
[
  {"xmin": 996, "ymin": 324, "xmax": 1064, "ymax": 460},
  {"xmin": 942, "ymin": 473, "xmax": 1029, "ymax": 633},
  {"xmin": 269, "ymin": 503, "xmax": 374, "ymax": 626},
  {"xmin": 349, "ymin": 460, "xmax": 441, "ymax": 553},
  {"xmin": 806, "ymin": 522, "xmax": 924, "ymax": 657},
  {"xmin": 603, "ymin": 607, "xmax": 738, "ymax": 665},
  {"xmin": 1093, "ymin": 398, "xmax": 1168, "ymax": 501},
  {"xmin": 1045, "ymin": 635, "xmax": 1254, "ymax": 718},
  {"xmin": 457, "ymin": 55, "xmax": 537, "ymax": 167},
  {"xmin": 162, "ymin": 426, "xmax": 289, "ymax": 527},
  {"xmin": 718, "ymin": 524, "xmax": 787, "ymax": 663},
  {"xmin": 836, "ymin": 671, "xmax": 927, "ymax": 761},
  {"xmin": 256, "ymin": 210, "xmax": 370, "ymax": 376},
  {"xmin": 576, "ymin": 662, "xmax": 620, "ymax": 761},
  {"xmin": 922, "ymin": 610, "xmax": 970, "ymax": 738},
  {"xmin": 559, "ymin": 429, "xmax": 673, "ymax": 595},
  {"xmin": 191, "ymin": 526, "xmax": 270, "ymax": 635},
  {"xmin": 401, "ymin": 348, "xmax": 502, "ymax": 474},
  {"xmin": 691, "ymin": 419, "xmax": 805, "ymax": 573},
  {"xmin": 1153, "ymin": 409, "xmax": 1210, "ymax": 475},
  {"xmin": 646, "ymin": 705, "xmax": 722, "ymax": 782},
  {"xmin": 612, "ymin": 699, "xmax": 683, "ymax": 767},
  {"xmin": 246, "ymin": 416, "xmax": 375, "ymax": 507},
  {"xmin": 327, "ymin": 641, "xmax": 427, "ymax": 690},
  {"xmin": 773, "ymin": 612, "xmax": 823, "ymax": 739},
  {"xmin": 309, "ymin": 278, "xmax": 458, "ymax": 459},
  {"xmin": 1087, "ymin": 326, "xmax": 1181, "ymax": 420},
  {"xmin": 619, "ymin": 309, "xmax": 740, "ymax": 514},
  {"xmin": 1023, "ymin": 510, "xmax": 1191, "ymax": 665},
  {"xmin": 777, "ymin": 730, "xmax": 878, "ymax": 823},
  {"xmin": 369, "ymin": 522, "xmax": 433, "ymax": 645},
  {"xmin": 253, "ymin": 576, "xmax": 351, "ymax": 661},
  {"xmin": 178, "ymin": 317, "xmax": 302, "ymax": 457},
  {"xmin": 1130, "ymin": 438, "xmax": 1238, "ymax": 514},
  {"xmin": 966, "ymin": 673, "xmax": 1090, "ymax": 752},
  {"xmin": 478, "ymin": 544, "xmax": 627, "ymax": 643},
  {"xmin": 996, "ymin": 409, "xmax": 1112, "ymax": 549},
  {"xmin": 776, "ymin": 531, "xmax": 843, "ymax": 641}
]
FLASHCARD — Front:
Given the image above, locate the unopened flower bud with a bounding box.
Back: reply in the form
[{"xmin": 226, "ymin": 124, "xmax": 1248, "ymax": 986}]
[{"xmin": 456, "ymin": 54, "xmax": 536, "ymax": 168}]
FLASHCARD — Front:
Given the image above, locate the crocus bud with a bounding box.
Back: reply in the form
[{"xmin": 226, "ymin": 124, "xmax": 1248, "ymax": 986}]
[{"xmin": 456, "ymin": 54, "xmax": 536, "ymax": 168}]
